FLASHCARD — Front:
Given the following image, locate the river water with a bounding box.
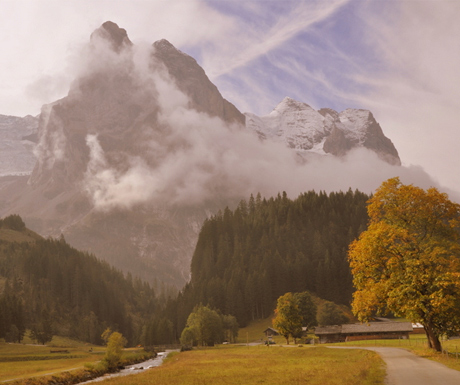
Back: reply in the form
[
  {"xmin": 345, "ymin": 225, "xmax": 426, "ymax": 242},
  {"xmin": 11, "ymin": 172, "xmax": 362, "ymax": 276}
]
[{"xmin": 80, "ymin": 350, "xmax": 175, "ymax": 384}]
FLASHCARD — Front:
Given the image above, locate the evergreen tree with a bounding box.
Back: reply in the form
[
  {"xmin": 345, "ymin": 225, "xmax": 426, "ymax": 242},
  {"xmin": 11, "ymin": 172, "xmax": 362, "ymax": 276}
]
[
  {"xmin": 178, "ymin": 190, "xmax": 369, "ymax": 328},
  {"xmin": 30, "ymin": 309, "xmax": 53, "ymax": 345}
]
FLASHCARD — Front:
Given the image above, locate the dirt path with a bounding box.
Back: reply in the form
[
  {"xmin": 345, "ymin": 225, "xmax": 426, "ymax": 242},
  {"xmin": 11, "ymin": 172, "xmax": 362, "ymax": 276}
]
[{"xmin": 332, "ymin": 346, "xmax": 460, "ymax": 385}]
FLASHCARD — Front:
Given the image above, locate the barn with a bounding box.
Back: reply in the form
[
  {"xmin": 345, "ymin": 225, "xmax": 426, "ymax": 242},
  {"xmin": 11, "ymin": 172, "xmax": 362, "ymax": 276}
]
[{"xmin": 315, "ymin": 322, "xmax": 413, "ymax": 344}]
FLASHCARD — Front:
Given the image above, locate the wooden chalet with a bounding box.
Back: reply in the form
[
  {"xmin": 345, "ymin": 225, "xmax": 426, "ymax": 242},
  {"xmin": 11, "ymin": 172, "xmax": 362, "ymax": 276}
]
[
  {"xmin": 315, "ymin": 322, "xmax": 413, "ymax": 344},
  {"xmin": 263, "ymin": 327, "xmax": 279, "ymax": 337}
]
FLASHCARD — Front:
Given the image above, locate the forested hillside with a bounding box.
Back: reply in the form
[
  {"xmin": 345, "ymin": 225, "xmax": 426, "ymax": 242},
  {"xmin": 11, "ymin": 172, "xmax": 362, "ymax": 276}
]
[
  {"xmin": 1, "ymin": 189, "xmax": 370, "ymax": 346},
  {"xmin": 0, "ymin": 215, "xmax": 157, "ymax": 345},
  {"xmin": 171, "ymin": 190, "xmax": 370, "ymax": 328}
]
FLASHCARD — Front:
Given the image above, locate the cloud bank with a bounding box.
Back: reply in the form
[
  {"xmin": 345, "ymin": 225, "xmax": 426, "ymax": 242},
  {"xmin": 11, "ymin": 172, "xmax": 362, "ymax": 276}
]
[{"xmin": 4, "ymin": 1, "xmax": 458, "ymax": 203}]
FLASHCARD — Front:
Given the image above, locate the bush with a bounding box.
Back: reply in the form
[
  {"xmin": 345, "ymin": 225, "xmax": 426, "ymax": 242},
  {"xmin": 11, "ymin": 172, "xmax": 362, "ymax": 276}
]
[{"xmin": 103, "ymin": 331, "xmax": 127, "ymax": 370}]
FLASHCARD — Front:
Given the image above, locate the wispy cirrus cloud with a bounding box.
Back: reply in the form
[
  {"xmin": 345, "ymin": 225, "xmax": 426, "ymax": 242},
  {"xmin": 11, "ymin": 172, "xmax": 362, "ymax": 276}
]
[{"xmin": 201, "ymin": 0, "xmax": 351, "ymax": 78}]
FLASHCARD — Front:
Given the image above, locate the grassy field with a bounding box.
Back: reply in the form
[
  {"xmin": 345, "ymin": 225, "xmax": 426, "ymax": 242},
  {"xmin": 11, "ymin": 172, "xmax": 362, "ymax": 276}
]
[
  {"xmin": 237, "ymin": 315, "xmax": 275, "ymax": 343},
  {"xmin": 3, "ymin": 320, "xmax": 460, "ymax": 385},
  {"xmin": 239, "ymin": 316, "xmax": 460, "ymax": 374},
  {"xmin": 0, "ymin": 227, "xmax": 41, "ymax": 243},
  {"xmin": 0, "ymin": 337, "xmax": 104, "ymax": 383},
  {"xmin": 0, "ymin": 335, "xmax": 152, "ymax": 383},
  {"xmin": 95, "ymin": 344, "xmax": 385, "ymax": 385}
]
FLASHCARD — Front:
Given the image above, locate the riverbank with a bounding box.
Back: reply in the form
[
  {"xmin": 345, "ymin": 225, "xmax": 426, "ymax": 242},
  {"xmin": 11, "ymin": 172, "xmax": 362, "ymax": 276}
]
[{"xmin": 80, "ymin": 351, "xmax": 175, "ymax": 384}]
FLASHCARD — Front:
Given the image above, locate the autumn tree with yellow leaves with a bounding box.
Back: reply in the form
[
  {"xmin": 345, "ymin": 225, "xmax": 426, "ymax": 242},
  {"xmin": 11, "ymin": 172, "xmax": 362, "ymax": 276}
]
[{"xmin": 348, "ymin": 177, "xmax": 460, "ymax": 352}]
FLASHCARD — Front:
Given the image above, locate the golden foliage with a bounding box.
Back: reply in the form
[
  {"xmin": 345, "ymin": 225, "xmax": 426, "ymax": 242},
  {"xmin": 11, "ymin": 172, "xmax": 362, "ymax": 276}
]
[{"xmin": 348, "ymin": 177, "xmax": 460, "ymax": 349}]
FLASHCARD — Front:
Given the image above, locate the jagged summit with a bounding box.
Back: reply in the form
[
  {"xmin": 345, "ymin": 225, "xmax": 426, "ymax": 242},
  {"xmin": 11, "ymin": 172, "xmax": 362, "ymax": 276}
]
[
  {"xmin": 153, "ymin": 39, "xmax": 179, "ymax": 52},
  {"xmin": 90, "ymin": 21, "xmax": 132, "ymax": 52},
  {"xmin": 271, "ymin": 96, "xmax": 314, "ymax": 114},
  {"xmin": 246, "ymin": 97, "xmax": 401, "ymax": 165}
]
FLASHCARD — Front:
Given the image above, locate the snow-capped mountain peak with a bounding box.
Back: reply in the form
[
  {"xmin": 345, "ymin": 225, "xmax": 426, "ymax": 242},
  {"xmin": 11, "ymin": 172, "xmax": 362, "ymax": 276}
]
[
  {"xmin": 246, "ymin": 98, "xmax": 400, "ymax": 165},
  {"xmin": 246, "ymin": 97, "xmax": 331, "ymax": 151}
]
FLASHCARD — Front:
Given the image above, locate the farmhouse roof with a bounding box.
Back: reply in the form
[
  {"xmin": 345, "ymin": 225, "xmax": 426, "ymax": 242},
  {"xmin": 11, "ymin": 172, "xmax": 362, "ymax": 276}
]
[
  {"xmin": 342, "ymin": 322, "xmax": 413, "ymax": 334},
  {"xmin": 314, "ymin": 325, "xmax": 342, "ymax": 335},
  {"xmin": 315, "ymin": 322, "xmax": 413, "ymax": 335}
]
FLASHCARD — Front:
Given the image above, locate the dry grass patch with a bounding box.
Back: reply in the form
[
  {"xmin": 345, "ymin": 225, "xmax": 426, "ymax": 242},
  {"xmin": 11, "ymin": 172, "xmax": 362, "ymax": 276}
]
[{"xmin": 98, "ymin": 345, "xmax": 385, "ymax": 385}]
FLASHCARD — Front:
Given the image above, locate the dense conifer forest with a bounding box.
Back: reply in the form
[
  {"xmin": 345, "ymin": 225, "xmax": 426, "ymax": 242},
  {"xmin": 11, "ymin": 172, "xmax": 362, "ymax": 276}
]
[
  {"xmin": 0, "ymin": 189, "xmax": 370, "ymax": 345},
  {"xmin": 0, "ymin": 215, "xmax": 158, "ymax": 345},
  {"xmin": 169, "ymin": 189, "xmax": 370, "ymax": 330}
]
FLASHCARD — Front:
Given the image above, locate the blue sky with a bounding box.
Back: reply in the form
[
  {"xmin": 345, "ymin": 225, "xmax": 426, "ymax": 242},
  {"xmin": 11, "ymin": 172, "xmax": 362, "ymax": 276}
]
[
  {"xmin": 1, "ymin": 0, "xmax": 460, "ymax": 194},
  {"xmin": 201, "ymin": 0, "xmax": 379, "ymax": 114}
]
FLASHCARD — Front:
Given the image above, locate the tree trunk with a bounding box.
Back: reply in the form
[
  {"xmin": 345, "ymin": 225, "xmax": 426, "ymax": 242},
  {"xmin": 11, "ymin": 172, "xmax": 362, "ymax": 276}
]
[
  {"xmin": 424, "ymin": 323, "xmax": 442, "ymax": 352},
  {"xmin": 425, "ymin": 329, "xmax": 432, "ymax": 349}
]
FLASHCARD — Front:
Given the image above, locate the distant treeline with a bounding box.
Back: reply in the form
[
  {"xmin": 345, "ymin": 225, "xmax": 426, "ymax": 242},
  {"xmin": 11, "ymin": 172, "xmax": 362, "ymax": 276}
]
[{"xmin": 167, "ymin": 189, "xmax": 370, "ymax": 330}]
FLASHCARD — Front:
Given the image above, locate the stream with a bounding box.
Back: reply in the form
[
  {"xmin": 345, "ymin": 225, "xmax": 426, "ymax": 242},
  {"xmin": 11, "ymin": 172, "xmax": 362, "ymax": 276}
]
[{"xmin": 80, "ymin": 350, "xmax": 176, "ymax": 384}]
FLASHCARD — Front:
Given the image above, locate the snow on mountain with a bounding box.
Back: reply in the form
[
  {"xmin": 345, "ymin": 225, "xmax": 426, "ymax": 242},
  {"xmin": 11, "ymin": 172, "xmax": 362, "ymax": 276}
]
[
  {"xmin": 246, "ymin": 97, "xmax": 332, "ymax": 152},
  {"xmin": 245, "ymin": 97, "xmax": 401, "ymax": 166}
]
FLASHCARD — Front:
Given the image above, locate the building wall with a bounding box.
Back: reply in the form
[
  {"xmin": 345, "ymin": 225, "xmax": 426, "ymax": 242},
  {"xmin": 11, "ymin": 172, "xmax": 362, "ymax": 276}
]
[{"xmin": 345, "ymin": 332, "xmax": 409, "ymax": 341}]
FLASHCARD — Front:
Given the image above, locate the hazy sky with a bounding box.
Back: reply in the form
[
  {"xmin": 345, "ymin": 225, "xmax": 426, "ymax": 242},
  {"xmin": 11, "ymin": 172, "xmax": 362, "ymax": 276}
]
[{"xmin": 1, "ymin": 0, "xmax": 460, "ymax": 194}]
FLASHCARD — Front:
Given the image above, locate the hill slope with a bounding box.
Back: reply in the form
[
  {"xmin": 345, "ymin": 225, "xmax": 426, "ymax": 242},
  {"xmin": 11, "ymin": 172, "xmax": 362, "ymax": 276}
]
[{"xmin": 0, "ymin": 215, "xmax": 157, "ymax": 345}]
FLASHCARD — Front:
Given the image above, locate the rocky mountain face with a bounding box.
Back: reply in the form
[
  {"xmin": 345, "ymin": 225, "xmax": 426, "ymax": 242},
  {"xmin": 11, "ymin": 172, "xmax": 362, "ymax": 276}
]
[
  {"xmin": 0, "ymin": 22, "xmax": 401, "ymax": 288},
  {"xmin": 246, "ymin": 97, "xmax": 400, "ymax": 165},
  {"xmin": 0, "ymin": 115, "xmax": 38, "ymax": 177},
  {"xmin": 0, "ymin": 21, "xmax": 244, "ymax": 286}
]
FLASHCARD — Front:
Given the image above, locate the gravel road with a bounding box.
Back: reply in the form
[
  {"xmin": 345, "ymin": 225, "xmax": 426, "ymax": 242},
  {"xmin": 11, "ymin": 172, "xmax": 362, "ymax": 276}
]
[{"xmin": 332, "ymin": 346, "xmax": 460, "ymax": 385}]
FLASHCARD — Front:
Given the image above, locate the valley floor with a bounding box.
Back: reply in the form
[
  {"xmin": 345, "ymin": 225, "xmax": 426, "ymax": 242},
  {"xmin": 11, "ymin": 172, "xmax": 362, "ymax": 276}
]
[{"xmin": 91, "ymin": 344, "xmax": 385, "ymax": 385}]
